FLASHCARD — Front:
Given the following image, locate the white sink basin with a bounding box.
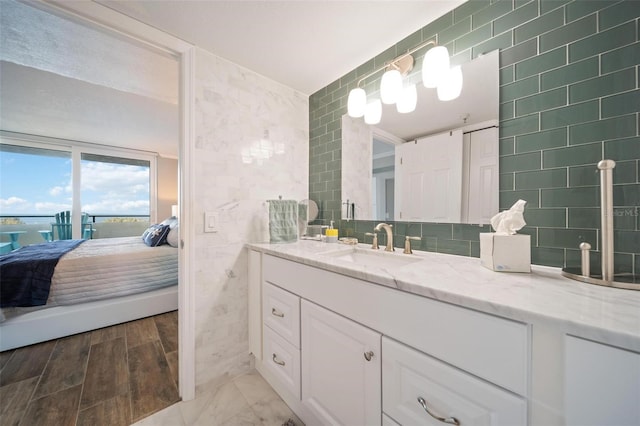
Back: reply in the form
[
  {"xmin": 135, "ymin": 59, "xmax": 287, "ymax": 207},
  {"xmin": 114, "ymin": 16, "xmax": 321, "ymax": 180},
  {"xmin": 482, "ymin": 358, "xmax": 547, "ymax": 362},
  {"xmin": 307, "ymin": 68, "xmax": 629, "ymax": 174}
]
[{"xmin": 318, "ymin": 246, "xmax": 422, "ymax": 269}]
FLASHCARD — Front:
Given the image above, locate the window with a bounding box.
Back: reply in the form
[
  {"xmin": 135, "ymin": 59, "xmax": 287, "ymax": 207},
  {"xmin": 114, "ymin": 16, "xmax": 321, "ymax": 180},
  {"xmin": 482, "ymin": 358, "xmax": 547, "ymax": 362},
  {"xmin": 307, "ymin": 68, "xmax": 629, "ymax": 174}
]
[
  {"xmin": 0, "ymin": 135, "xmax": 156, "ymax": 240},
  {"xmin": 0, "ymin": 144, "xmax": 72, "ymax": 218},
  {"xmin": 81, "ymin": 153, "xmax": 151, "ymax": 235}
]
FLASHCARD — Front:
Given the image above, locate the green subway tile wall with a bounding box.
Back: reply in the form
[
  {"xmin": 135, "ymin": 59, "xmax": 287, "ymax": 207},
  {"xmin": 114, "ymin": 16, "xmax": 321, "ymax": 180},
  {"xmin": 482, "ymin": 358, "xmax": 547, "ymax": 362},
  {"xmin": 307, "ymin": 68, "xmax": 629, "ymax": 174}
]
[{"xmin": 309, "ymin": 0, "xmax": 640, "ymax": 273}]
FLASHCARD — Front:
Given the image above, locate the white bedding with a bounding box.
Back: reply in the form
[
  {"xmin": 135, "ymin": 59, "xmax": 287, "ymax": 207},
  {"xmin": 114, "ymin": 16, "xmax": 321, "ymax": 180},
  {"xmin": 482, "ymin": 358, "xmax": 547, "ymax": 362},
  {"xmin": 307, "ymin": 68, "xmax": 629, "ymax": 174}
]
[{"xmin": 1, "ymin": 236, "xmax": 177, "ymax": 320}]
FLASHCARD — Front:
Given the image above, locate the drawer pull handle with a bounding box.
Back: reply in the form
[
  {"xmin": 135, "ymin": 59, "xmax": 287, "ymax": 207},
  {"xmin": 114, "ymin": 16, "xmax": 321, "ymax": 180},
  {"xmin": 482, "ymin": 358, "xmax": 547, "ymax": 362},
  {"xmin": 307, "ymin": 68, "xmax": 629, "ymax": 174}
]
[
  {"xmin": 363, "ymin": 351, "xmax": 374, "ymax": 361},
  {"xmin": 417, "ymin": 397, "xmax": 460, "ymax": 425},
  {"xmin": 272, "ymin": 353, "xmax": 285, "ymax": 366},
  {"xmin": 271, "ymin": 308, "xmax": 284, "ymax": 318}
]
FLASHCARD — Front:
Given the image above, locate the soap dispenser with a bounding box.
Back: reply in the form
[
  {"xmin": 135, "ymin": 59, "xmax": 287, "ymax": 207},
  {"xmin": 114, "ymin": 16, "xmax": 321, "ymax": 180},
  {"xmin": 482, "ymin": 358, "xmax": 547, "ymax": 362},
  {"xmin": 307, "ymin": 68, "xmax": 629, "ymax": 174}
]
[{"xmin": 325, "ymin": 221, "xmax": 338, "ymax": 243}]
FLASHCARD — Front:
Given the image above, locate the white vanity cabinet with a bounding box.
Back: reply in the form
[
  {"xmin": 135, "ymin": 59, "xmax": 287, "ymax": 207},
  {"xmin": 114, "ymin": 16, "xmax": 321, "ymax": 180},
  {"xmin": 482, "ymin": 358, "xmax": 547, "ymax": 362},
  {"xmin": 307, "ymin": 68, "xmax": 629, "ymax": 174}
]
[
  {"xmin": 564, "ymin": 336, "xmax": 640, "ymax": 426},
  {"xmin": 247, "ymin": 245, "xmax": 640, "ymax": 426},
  {"xmin": 250, "ymin": 251, "xmax": 528, "ymax": 425}
]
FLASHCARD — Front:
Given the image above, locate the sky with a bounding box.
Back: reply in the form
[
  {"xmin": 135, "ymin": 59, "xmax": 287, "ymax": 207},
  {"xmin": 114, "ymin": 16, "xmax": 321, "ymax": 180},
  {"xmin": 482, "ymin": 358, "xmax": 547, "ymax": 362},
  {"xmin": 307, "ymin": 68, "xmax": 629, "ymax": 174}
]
[{"xmin": 0, "ymin": 150, "xmax": 150, "ymax": 218}]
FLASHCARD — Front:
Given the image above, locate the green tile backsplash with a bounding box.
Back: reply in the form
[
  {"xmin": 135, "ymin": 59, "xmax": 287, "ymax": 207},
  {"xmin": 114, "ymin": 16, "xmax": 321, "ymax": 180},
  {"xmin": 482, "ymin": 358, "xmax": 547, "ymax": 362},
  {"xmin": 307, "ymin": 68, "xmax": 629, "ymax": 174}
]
[
  {"xmin": 309, "ymin": 0, "xmax": 640, "ymax": 273},
  {"xmin": 540, "ymin": 57, "xmax": 599, "ymax": 91}
]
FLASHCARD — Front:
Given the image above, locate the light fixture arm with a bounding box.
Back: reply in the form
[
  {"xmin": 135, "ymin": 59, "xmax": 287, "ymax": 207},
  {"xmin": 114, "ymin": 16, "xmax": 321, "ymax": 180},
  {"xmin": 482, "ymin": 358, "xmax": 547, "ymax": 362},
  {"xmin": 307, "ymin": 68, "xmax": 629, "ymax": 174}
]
[{"xmin": 356, "ymin": 39, "xmax": 437, "ymax": 88}]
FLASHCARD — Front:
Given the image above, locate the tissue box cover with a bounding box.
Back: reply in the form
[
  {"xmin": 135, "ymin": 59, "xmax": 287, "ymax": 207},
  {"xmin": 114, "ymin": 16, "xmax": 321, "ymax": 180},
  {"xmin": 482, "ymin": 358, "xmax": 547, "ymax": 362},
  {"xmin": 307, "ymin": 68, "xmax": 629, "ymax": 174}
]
[{"xmin": 480, "ymin": 233, "xmax": 531, "ymax": 273}]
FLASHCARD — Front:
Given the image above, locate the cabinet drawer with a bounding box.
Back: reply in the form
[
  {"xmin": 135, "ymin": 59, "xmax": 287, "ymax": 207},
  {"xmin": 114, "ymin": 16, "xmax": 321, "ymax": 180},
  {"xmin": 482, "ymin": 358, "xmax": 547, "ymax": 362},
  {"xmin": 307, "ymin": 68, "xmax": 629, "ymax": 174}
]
[
  {"xmin": 263, "ymin": 282, "xmax": 300, "ymax": 348},
  {"xmin": 383, "ymin": 337, "xmax": 526, "ymax": 426},
  {"xmin": 262, "ymin": 325, "xmax": 301, "ymax": 399}
]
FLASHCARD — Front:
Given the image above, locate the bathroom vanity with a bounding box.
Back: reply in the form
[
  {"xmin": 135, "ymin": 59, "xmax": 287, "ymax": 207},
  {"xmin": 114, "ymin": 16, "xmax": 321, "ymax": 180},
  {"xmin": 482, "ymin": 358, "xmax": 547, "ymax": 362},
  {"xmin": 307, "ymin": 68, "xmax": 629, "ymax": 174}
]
[{"xmin": 246, "ymin": 241, "xmax": 640, "ymax": 426}]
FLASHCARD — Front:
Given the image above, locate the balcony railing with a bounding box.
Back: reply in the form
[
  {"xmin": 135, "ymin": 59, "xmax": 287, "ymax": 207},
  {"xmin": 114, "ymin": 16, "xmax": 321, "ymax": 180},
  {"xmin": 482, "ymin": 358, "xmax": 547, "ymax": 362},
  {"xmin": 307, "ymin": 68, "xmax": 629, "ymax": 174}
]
[{"xmin": 0, "ymin": 214, "xmax": 150, "ymax": 247}]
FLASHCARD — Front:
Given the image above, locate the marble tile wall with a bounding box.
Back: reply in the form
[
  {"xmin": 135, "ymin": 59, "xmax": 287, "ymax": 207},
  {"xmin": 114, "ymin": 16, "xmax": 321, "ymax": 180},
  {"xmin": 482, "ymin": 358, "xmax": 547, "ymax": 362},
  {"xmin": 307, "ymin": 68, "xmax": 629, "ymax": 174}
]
[{"xmin": 193, "ymin": 47, "xmax": 309, "ymax": 386}]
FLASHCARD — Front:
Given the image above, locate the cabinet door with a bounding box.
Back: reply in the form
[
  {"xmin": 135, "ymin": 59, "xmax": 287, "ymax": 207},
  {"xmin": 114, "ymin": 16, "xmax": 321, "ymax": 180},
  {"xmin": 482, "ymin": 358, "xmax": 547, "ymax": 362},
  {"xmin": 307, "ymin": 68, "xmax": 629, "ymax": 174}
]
[
  {"xmin": 301, "ymin": 300, "xmax": 381, "ymax": 426},
  {"xmin": 565, "ymin": 336, "xmax": 640, "ymax": 426},
  {"xmin": 383, "ymin": 337, "xmax": 526, "ymax": 426}
]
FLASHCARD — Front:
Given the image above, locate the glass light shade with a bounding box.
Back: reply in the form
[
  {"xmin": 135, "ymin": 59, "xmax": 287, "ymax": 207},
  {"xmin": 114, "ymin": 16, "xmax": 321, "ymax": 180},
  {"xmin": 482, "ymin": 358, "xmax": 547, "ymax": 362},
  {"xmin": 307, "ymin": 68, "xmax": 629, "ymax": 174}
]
[
  {"xmin": 380, "ymin": 69, "xmax": 403, "ymax": 104},
  {"xmin": 422, "ymin": 46, "xmax": 450, "ymax": 88},
  {"xmin": 347, "ymin": 88, "xmax": 367, "ymax": 117},
  {"xmin": 364, "ymin": 99, "xmax": 382, "ymax": 125},
  {"xmin": 437, "ymin": 66, "xmax": 463, "ymax": 101},
  {"xmin": 396, "ymin": 84, "xmax": 418, "ymax": 113}
]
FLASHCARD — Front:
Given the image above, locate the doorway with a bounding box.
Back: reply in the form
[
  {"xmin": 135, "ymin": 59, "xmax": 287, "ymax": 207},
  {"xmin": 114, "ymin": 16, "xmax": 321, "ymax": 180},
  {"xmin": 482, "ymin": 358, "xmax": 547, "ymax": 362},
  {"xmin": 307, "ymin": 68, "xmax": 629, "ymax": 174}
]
[{"xmin": 0, "ymin": 0, "xmax": 195, "ymax": 401}]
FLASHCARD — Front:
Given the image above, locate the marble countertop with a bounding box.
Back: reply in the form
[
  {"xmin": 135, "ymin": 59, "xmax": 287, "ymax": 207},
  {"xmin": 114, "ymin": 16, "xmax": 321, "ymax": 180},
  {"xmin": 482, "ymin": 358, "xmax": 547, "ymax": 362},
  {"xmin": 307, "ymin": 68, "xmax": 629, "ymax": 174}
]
[{"xmin": 247, "ymin": 240, "xmax": 640, "ymax": 352}]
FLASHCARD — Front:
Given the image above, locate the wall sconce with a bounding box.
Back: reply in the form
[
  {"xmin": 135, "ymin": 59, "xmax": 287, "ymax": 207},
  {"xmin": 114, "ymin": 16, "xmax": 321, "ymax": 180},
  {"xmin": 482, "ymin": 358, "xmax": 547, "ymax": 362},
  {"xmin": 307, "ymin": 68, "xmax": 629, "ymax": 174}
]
[{"xmin": 347, "ymin": 39, "xmax": 463, "ymax": 124}]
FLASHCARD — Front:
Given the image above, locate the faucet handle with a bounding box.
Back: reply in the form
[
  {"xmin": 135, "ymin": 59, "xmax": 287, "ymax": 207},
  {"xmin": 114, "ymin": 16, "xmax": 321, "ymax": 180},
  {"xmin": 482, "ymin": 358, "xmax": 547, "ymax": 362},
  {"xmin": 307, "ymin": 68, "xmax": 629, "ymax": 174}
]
[
  {"xmin": 403, "ymin": 236, "xmax": 421, "ymax": 254},
  {"xmin": 365, "ymin": 232, "xmax": 379, "ymax": 250}
]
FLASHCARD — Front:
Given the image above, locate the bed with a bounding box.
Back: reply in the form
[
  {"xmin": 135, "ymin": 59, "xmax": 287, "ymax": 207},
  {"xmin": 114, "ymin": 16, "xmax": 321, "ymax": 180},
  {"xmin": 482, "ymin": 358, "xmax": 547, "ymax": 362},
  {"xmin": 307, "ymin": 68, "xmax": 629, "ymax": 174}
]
[{"xmin": 0, "ymin": 236, "xmax": 178, "ymax": 351}]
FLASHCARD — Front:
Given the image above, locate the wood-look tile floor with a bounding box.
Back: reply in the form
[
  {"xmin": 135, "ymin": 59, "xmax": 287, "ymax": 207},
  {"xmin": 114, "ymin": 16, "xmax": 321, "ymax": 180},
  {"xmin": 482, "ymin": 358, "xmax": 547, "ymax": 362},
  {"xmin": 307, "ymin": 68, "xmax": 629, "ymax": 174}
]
[{"xmin": 0, "ymin": 311, "xmax": 179, "ymax": 426}]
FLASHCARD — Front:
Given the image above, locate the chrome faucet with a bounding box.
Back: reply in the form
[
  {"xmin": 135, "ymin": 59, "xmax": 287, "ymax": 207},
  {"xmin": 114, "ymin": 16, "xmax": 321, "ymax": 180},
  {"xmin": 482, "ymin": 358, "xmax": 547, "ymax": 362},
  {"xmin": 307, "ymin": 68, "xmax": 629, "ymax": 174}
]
[{"xmin": 374, "ymin": 223, "xmax": 394, "ymax": 252}]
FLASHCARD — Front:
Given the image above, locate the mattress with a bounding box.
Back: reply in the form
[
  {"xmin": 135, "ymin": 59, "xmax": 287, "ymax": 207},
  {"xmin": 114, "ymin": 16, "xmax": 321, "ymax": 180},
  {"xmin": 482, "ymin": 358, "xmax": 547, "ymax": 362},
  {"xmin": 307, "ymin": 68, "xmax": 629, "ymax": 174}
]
[
  {"xmin": 1, "ymin": 236, "xmax": 177, "ymax": 320},
  {"xmin": 48, "ymin": 236, "xmax": 178, "ymax": 305}
]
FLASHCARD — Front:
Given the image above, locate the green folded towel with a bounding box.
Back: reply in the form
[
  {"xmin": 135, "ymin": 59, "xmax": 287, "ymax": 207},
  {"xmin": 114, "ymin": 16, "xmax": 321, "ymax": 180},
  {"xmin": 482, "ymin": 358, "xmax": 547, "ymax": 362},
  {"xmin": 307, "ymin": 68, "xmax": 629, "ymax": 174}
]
[{"xmin": 269, "ymin": 200, "xmax": 298, "ymax": 243}]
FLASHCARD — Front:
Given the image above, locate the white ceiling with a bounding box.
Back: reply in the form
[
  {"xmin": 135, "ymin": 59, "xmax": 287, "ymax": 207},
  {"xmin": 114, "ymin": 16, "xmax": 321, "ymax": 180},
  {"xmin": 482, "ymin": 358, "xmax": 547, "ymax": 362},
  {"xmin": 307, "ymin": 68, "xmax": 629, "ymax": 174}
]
[{"xmin": 98, "ymin": 0, "xmax": 467, "ymax": 95}]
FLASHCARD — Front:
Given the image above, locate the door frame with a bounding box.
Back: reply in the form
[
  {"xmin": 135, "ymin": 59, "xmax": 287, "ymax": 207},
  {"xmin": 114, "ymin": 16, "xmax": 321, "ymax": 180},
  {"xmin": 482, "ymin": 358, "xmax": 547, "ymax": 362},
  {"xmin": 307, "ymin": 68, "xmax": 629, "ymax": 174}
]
[{"xmin": 44, "ymin": 0, "xmax": 197, "ymax": 400}]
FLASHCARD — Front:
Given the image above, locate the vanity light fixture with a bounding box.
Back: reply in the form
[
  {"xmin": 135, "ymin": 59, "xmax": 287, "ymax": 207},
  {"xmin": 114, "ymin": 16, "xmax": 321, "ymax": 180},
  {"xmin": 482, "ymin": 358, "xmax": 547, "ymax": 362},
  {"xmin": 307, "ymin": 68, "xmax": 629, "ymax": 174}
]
[
  {"xmin": 437, "ymin": 65, "xmax": 463, "ymax": 101},
  {"xmin": 396, "ymin": 84, "xmax": 418, "ymax": 113},
  {"xmin": 347, "ymin": 39, "xmax": 462, "ymax": 120},
  {"xmin": 421, "ymin": 45, "xmax": 450, "ymax": 88},
  {"xmin": 347, "ymin": 87, "xmax": 367, "ymax": 117},
  {"xmin": 380, "ymin": 68, "xmax": 403, "ymax": 104},
  {"xmin": 380, "ymin": 54, "xmax": 413, "ymax": 104},
  {"xmin": 364, "ymin": 99, "xmax": 382, "ymax": 124}
]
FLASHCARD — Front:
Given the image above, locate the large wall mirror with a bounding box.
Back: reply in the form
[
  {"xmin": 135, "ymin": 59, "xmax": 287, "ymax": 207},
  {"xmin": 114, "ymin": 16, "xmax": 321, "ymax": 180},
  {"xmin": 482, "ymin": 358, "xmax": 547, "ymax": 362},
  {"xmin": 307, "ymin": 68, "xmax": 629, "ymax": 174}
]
[{"xmin": 342, "ymin": 50, "xmax": 499, "ymax": 224}]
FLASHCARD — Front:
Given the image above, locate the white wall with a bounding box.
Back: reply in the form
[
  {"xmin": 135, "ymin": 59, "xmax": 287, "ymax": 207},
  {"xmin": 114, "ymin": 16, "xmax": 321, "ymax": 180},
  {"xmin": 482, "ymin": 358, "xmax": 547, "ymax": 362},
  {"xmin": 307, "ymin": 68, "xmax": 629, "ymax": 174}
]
[
  {"xmin": 157, "ymin": 156, "xmax": 178, "ymax": 220},
  {"xmin": 192, "ymin": 47, "xmax": 309, "ymax": 386}
]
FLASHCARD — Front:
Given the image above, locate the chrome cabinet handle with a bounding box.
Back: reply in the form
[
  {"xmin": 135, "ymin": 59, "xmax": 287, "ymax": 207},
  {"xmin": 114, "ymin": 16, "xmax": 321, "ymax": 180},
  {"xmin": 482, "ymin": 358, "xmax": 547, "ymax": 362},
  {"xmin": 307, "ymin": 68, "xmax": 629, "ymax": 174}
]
[
  {"xmin": 364, "ymin": 351, "xmax": 374, "ymax": 361},
  {"xmin": 272, "ymin": 353, "xmax": 285, "ymax": 366},
  {"xmin": 271, "ymin": 308, "xmax": 284, "ymax": 317},
  {"xmin": 417, "ymin": 397, "xmax": 460, "ymax": 425}
]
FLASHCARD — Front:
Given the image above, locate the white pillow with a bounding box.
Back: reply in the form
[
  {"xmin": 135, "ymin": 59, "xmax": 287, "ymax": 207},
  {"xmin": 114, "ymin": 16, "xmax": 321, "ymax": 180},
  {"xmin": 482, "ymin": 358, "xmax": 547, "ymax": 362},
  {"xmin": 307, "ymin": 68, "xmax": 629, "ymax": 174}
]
[
  {"xmin": 160, "ymin": 216, "xmax": 178, "ymax": 228},
  {"xmin": 167, "ymin": 224, "xmax": 179, "ymax": 247}
]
